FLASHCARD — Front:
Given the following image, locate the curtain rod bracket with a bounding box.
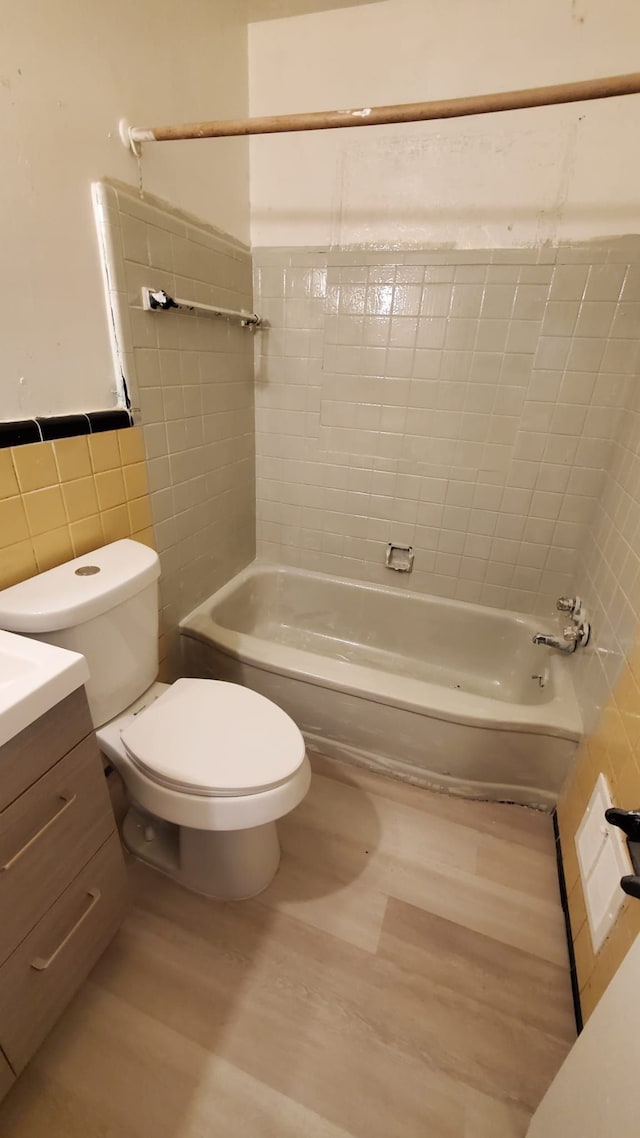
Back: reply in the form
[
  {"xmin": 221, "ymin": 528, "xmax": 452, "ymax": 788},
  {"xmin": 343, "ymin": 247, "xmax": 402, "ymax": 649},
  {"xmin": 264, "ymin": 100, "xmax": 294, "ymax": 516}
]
[{"xmin": 118, "ymin": 118, "xmax": 143, "ymax": 158}]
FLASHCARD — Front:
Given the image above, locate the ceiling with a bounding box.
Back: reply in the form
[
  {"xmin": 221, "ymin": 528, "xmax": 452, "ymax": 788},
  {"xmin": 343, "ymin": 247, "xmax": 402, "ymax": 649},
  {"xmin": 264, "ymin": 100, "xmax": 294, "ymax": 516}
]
[{"xmin": 248, "ymin": 0, "xmax": 384, "ymax": 22}]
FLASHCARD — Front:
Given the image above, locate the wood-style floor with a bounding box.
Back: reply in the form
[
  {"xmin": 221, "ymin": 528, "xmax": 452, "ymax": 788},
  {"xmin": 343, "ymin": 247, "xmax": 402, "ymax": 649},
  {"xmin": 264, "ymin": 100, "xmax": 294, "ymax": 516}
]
[{"xmin": 0, "ymin": 754, "xmax": 575, "ymax": 1138}]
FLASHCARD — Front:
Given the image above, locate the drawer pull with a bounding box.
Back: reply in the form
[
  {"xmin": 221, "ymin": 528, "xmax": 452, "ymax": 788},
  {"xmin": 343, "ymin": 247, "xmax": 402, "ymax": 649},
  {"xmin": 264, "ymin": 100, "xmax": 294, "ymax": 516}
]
[
  {"xmin": 1, "ymin": 793, "xmax": 77, "ymax": 873},
  {"xmin": 30, "ymin": 888, "xmax": 102, "ymax": 971}
]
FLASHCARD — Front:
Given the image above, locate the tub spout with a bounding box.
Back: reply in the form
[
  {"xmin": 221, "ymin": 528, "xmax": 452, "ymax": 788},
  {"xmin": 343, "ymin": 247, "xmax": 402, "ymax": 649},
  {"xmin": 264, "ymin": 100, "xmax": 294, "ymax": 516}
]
[
  {"xmin": 533, "ymin": 619, "xmax": 590, "ymax": 654},
  {"xmin": 532, "ymin": 631, "xmax": 577, "ymax": 654}
]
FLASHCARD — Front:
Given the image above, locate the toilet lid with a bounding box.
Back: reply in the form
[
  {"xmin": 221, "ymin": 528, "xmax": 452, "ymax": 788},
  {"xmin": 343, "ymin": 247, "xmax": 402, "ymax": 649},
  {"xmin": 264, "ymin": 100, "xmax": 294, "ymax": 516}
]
[{"xmin": 121, "ymin": 678, "xmax": 306, "ymax": 797}]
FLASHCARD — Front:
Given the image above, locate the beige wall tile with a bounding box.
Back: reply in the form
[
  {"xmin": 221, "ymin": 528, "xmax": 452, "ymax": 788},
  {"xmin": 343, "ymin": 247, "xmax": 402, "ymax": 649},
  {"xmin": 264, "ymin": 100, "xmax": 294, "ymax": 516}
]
[
  {"xmin": 23, "ymin": 486, "xmax": 67, "ymax": 536},
  {"xmin": 12, "ymin": 442, "xmax": 58, "ymax": 493},
  {"xmin": 566, "ymin": 878, "xmax": 587, "ymax": 941},
  {"xmin": 117, "ymin": 427, "xmax": 146, "ymax": 466},
  {"xmin": 0, "ymin": 497, "xmax": 29, "ymax": 547},
  {"xmin": 62, "ymin": 476, "xmax": 99, "ymax": 522},
  {"xmin": 69, "ymin": 515, "xmax": 105, "ymax": 557},
  {"xmin": 54, "ymin": 436, "xmax": 92, "ymax": 482},
  {"xmin": 573, "ymin": 922, "xmax": 594, "ymax": 994},
  {"xmin": 32, "ymin": 526, "xmax": 74, "ymax": 572},
  {"xmin": 127, "ymin": 496, "xmax": 153, "ymax": 533},
  {"xmin": 0, "ymin": 451, "xmax": 19, "ymax": 499},
  {"xmin": 101, "ymin": 504, "xmax": 130, "ymax": 543},
  {"xmin": 123, "ymin": 462, "xmax": 149, "ymax": 501},
  {"xmin": 89, "ymin": 431, "xmax": 121, "ymax": 473},
  {"xmin": 0, "ymin": 428, "xmax": 156, "ymax": 592},
  {"xmin": 95, "ymin": 469, "xmax": 126, "ymax": 511},
  {"xmin": 611, "ymin": 751, "xmax": 640, "ymax": 811},
  {"xmin": 131, "ymin": 526, "xmax": 156, "ymax": 550},
  {"xmin": 0, "ymin": 540, "xmax": 38, "ymax": 589}
]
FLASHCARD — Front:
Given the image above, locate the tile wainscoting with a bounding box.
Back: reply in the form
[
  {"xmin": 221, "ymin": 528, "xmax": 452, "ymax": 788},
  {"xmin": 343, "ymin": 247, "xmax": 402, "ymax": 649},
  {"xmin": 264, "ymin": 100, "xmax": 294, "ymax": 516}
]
[
  {"xmin": 0, "ymin": 426, "xmax": 154, "ymax": 584},
  {"xmin": 556, "ymin": 325, "xmax": 640, "ymax": 1021},
  {"xmin": 95, "ymin": 181, "xmax": 256, "ymax": 674},
  {"xmin": 557, "ymin": 628, "xmax": 640, "ymax": 1022}
]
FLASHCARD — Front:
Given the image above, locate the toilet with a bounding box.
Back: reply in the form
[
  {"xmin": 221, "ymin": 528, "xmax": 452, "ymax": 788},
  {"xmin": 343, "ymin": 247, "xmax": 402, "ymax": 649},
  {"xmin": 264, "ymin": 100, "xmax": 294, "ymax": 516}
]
[{"xmin": 0, "ymin": 539, "xmax": 310, "ymax": 899}]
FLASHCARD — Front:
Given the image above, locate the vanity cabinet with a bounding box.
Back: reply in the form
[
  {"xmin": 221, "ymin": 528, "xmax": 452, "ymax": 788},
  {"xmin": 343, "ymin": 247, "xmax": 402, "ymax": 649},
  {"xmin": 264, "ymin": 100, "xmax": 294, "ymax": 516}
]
[{"xmin": 0, "ymin": 686, "xmax": 127, "ymax": 1092}]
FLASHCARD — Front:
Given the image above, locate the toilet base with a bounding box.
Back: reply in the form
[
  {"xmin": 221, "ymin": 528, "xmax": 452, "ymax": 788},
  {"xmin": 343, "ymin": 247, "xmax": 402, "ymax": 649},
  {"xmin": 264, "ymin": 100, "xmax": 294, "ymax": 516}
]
[{"xmin": 122, "ymin": 805, "xmax": 281, "ymax": 899}]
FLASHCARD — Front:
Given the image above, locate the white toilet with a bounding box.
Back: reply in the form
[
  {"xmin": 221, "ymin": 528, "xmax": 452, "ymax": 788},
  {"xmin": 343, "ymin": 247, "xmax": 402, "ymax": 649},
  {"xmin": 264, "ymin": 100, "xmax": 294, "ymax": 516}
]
[{"xmin": 0, "ymin": 539, "xmax": 310, "ymax": 899}]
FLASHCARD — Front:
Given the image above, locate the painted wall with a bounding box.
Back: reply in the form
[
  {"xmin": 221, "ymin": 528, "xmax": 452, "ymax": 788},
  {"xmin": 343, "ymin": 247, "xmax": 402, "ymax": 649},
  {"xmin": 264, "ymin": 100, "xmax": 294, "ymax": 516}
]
[
  {"xmin": 249, "ymin": 0, "xmax": 640, "ymax": 248},
  {"xmin": 248, "ymin": 0, "xmax": 379, "ymax": 18},
  {"xmin": 1, "ymin": 0, "xmax": 250, "ymax": 420}
]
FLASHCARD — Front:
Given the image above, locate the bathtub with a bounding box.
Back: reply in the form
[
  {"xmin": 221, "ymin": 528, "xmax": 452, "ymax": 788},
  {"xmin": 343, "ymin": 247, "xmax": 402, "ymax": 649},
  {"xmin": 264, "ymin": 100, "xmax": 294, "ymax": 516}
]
[{"xmin": 179, "ymin": 564, "xmax": 582, "ymax": 809}]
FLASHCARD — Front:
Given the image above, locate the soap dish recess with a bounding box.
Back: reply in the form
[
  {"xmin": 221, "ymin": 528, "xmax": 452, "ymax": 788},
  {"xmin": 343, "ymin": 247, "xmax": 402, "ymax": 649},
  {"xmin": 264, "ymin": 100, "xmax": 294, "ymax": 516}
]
[{"xmin": 385, "ymin": 543, "xmax": 414, "ymax": 573}]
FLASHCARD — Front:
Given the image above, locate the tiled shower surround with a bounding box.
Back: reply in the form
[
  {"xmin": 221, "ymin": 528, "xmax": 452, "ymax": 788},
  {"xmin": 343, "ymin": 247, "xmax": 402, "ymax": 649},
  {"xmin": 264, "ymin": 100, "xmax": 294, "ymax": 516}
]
[
  {"xmin": 96, "ymin": 182, "xmax": 256, "ymax": 672},
  {"xmin": 254, "ymin": 242, "xmax": 640, "ymax": 617}
]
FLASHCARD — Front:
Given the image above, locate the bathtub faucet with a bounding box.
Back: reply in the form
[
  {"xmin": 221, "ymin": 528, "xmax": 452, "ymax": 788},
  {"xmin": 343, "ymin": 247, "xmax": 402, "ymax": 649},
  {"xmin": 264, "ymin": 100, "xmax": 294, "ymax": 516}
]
[
  {"xmin": 532, "ymin": 629, "xmax": 579, "ymax": 654},
  {"xmin": 533, "ymin": 620, "xmax": 591, "ymax": 654}
]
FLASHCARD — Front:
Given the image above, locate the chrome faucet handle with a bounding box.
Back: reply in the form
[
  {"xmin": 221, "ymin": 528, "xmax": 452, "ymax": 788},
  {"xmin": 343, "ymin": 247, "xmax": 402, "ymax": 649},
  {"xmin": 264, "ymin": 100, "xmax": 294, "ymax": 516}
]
[
  {"xmin": 557, "ymin": 596, "xmax": 582, "ymax": 618},
  {"xmin": 557, "ymin": 596, "xmax": 574, "ymax": 612},
  {"xmin": 565, "ymin": 620, "xmax": 592, "ymax": 649}
]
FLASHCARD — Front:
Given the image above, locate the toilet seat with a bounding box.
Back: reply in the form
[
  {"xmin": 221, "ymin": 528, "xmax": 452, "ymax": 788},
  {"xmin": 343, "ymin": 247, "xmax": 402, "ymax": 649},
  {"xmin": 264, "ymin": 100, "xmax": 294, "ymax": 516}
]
[{"xmin": 121, "ymin": 678, "xmax": 306, "ymax": 798}]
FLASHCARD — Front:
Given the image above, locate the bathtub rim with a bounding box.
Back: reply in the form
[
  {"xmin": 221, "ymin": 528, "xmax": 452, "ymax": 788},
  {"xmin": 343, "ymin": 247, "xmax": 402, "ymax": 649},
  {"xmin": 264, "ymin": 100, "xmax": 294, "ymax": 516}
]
[{"xmin": 179, "ymin": 561, "xmax": 583, "ymax": 743}]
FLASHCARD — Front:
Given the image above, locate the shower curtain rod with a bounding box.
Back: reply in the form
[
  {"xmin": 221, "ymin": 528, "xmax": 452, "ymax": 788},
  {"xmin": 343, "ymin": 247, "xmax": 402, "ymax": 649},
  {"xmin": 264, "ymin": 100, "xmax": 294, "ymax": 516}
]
[{"xmin": 119, "ymin": 72, "xmax": 640, "ymax": 153}]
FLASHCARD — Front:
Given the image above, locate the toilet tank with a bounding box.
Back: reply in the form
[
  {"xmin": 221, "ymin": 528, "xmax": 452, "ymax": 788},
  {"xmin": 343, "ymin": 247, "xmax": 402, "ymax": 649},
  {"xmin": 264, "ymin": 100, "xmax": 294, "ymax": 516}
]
[{"xmin": 0, "ymin": 539, "xmax": 161, "ymax": 728}]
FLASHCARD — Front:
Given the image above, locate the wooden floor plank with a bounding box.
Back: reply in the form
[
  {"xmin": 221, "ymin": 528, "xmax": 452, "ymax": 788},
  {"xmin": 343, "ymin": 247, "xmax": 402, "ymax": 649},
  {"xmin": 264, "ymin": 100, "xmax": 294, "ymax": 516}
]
[
  {"xmin": 126, "ymin": 870, "xmax": 567, "ymax": 1111},
  {"xmin": 93, "ymin": 879, "xmax": 467, "ymax": 1137},
  {"xmin": 310, "ymin": 753, "xmax": 555, "ymax": 853},
  {"xmin": 464, "ymin": 1088, "xmax": 532, "ymax": 1138},
  {"xmin": 0, "ymin": 983, "xmax": 360, "ymax": 1138},
  {"xmin": 383, "ymin": 855, "xmax": 570, "ymax": 966},
  {"xmin": 285, "ymin": 762, "xmax": 567, "ymax": 966},
  {"xmin": 0, "ymin": 756, "xmax": 574, "ymax": 1137},
  {"xmin": 379, "ymin": 897, "xmax": 575, "ymax": 1044},
  {"xmin": 255, "ymin": 840, "xmax": 389, "ymax": 953},
  {"xmin": 475, "ymin": 831, "xmax": 562, "ymax": 902},
  {"xmin": 288, "ymin": 764, "xmax": 482, "ymax": 877}
]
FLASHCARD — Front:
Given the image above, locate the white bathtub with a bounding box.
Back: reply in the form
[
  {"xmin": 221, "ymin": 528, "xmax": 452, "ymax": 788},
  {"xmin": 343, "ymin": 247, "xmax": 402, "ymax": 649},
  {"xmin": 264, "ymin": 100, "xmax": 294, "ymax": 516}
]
[{"xmin": 180, "ymin": 563, "xmax": 582, "ymax": 809}]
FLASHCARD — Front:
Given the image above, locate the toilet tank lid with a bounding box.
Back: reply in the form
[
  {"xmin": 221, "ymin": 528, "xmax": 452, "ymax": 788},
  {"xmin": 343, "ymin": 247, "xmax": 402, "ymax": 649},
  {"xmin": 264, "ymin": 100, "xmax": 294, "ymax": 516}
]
[{"xmin": 0, "ymin": 539, "xmax": 160, "ymax": 633}]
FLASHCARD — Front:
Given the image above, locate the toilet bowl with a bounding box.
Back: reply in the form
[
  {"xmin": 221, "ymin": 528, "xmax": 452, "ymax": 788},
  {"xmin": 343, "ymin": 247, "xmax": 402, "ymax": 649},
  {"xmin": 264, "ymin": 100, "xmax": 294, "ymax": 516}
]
[
  {"xmin": 97, "ymin": 677, "xmax": 310, "ymax": 898},
  {"xmin": 0, "ymin": 539, "xmax": 311, "ymax": 900}
]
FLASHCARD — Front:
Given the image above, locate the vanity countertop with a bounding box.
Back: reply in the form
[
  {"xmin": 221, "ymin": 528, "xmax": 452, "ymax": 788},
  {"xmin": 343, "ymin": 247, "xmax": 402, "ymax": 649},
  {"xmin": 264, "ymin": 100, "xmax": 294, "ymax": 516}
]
[{"xmin": 0, "ymin": 630, "xmax": 89, "ymax": 748}]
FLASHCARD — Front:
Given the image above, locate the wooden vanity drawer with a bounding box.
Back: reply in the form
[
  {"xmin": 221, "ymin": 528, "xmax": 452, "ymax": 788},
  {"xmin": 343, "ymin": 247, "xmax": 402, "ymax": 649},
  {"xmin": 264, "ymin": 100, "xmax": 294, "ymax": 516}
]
[
  {"xmin": 0, "ymin": 832, "xmax": 128, "ymax": 1074},
  {"xmin": 0, "ymin": 736, "xmax": 116, "ymax": 966},
  {"xmin": 0, "ymin": 688, "xmax": 93, "ymax": 812},
  {"xmin": 0, "ymin": 1050, "xmax": 14, "ymax": 1101}
]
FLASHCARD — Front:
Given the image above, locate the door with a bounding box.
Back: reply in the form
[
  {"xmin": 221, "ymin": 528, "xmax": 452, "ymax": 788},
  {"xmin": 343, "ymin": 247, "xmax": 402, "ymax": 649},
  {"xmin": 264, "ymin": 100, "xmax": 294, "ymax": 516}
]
[{"xmin": 527, "ymin": 932, "xmax": 640, "ymax": 1136}]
